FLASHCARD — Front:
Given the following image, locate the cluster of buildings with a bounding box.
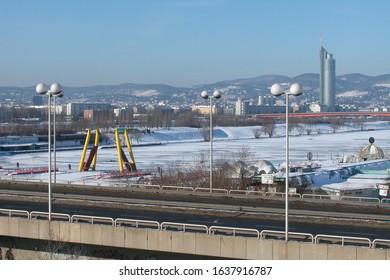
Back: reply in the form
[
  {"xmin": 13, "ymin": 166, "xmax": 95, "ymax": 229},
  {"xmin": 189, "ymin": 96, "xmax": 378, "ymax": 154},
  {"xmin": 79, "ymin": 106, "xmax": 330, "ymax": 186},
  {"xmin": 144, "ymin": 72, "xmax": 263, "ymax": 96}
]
[
  {"xmin": 0, "ymin": 99, "xmax": 174, "ymax": 129},
  {"xmin": 1, "ymin": 46, "xmax": 340, "ymax": 125}
]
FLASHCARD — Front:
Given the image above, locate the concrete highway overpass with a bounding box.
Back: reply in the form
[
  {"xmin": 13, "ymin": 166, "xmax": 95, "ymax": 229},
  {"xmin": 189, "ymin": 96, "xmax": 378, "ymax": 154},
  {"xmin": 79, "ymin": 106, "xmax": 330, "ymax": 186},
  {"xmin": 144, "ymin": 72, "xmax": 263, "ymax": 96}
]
[{"xmin": 1, "ymin": 210, "xmax": 390, "ymax": 260}]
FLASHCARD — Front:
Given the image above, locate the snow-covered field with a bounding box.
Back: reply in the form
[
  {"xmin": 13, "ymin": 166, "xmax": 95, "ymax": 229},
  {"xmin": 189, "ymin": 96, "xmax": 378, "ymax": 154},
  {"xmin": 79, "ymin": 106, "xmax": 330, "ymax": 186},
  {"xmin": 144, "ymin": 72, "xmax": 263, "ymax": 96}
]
[{"xmin": 0, "ymin": 121, "xmax": 390, "ymax": 186}]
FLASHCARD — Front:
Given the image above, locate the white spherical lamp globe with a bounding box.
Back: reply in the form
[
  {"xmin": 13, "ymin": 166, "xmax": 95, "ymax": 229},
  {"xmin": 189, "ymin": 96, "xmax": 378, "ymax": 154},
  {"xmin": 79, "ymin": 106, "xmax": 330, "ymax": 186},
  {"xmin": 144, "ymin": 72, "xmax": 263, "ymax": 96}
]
[
  {"xmin": 213, "ymin": 90, "xmax": 222, "ymax": 99},
  {"xmin": 290, "ymin": 83, "xmax": 303, "ymax": 96},
  {"xmin": 36, "ymin": 83, "xmax": 48, "ymax": 95},
  {"xmin": 201, "ymin": 90, "xmax": 209, "ymax": 99},
  {"xmin": 270, "ymin": 83, "xmax": 284, "ymax": 96},
  {"xmin": 50, "ymin": 83, "xmax": 62, "ymax": 95}
]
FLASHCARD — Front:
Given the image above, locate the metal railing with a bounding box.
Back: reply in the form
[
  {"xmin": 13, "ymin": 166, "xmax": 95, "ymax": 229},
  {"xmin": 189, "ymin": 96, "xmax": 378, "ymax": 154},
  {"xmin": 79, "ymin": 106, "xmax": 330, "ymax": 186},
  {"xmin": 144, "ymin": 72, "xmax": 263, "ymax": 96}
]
[
  {"xmin": 161, "ymin": 186, "xmax": 193, "ymax": 192},
  {"xmin": 315, "ymin": 234, "xmax": 371, "ymax": 247},
  {"xmin": 260, "ymin": 230, "xmax": 314, "ymax": 243},
  {"xmin": 30, "ymin": 211, "xmax": 71, "ymax": 222},
  {"xmin": 302, "ymin": 194, "xmax": 334, "ymax": 200},
  {"xmin": 209, "ymin": 226, "xmax": 260, "ymax": 238},
  {"xmin": 265, "ymin": 192, "xmax": 301, "ymax": 198},
  {"xmin": 372, "ymin": 239, "xmax": 390, "ymax": 248},
  {"xmin": 141, "ymin": 184, "xmax": 161, "ymax": 190},
  {"xmin": 161, "ymin": 222, "xmax": 208, "ymax": 233},
  {"xmin": 115, "ymin": 218, "xmax": 160, "ymax": 229},
  {"xmin": 229, "ymin": 190, "xmax": 264, "ymax": 196},
  {"xmin": 381, "ymin": 198, "xmax": 390, "ymax": 204},
  {"xmin": 194, "ymin": 187, "xmax": 229, "ymax": 194},
  {"xmin": 0, "ymin": 208, "xmax": 29, "ymax": 219},
  {"xmin": 71, "ymin": 215, "xmax": 115, "ymax": 226},
  {"xmin": 340, "ymin": 196, "xmax": 381, "ymax": 203}
]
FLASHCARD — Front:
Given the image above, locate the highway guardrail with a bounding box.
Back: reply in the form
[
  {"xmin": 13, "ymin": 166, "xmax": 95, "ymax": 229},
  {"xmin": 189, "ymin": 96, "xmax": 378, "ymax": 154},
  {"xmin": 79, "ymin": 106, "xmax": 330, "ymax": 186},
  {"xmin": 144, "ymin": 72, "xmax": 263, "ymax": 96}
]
[
  {"xmin": 161, "ymin": 222, "xmax": 208, "ymax": 233},
  {"xmin": 315, "ymin": 234, "xmax": 371, "ymax": 247},
  {"xmin": 115, "ymin": 218, "xmax": 160, "ymax": 229},
  {"xmin": 260, "ymin": 230, "xmax": 314, "ymax": 243}
]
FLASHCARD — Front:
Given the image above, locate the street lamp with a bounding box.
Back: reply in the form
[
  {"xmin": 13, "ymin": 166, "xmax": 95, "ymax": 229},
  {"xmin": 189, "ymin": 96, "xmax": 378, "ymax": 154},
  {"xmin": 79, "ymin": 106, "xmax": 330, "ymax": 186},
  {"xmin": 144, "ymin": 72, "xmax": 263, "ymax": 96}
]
[
  {"xmin": 36, "ymin": 82, "xmax": 63, "ymax": 221},
  {"xmin": 270, "ymin": 83, "xmax": 303, "ymax": 241},
  {"xmin": 201, "ymin": 90, "xmax": 222, "ymax": 193}
]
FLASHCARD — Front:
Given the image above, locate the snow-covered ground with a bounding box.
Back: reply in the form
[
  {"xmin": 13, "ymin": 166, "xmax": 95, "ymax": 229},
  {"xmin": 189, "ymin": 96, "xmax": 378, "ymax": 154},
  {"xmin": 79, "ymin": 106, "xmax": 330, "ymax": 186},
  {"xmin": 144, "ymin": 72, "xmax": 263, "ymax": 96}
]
[{"xmin": 0, "ymin": 121, "xmax": 390, "ymax": 193}]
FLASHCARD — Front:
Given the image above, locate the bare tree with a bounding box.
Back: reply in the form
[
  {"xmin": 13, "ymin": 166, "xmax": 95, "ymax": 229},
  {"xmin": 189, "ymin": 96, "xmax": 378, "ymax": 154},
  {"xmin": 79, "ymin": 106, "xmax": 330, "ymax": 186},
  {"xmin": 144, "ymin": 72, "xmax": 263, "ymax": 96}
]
[
  {"xmin": 193, "ymin": 152, "xmax": 209, "ymax": 170},
  {"xmin": 164, "ymin": 111, "xmax": 172, "ymax": 129},
  {"xmin": 288, "ymin": 118, "xmax": 300, "ymax": 135},
  {"xmin": 296, "ymin": 125, "xmax": 305, "ymax": 135},
  {"xmin": 330, "ymin": 118, "xmax": 345, "ymax": 133},
  {"xmin": 262, "ymin": 121, "xmax": 276, "ymax": 138},
  {"xmin": 200, "ymin": 123, "xmax": 210, "ymax": 141},
  {"xmin": 352, "ymin": 117, "xmax": 366, "ymax": 131},
  {"xmin": 128, "ymin": 129, "xmax": 144, "ymax": 143},
  {"xmin": 151, "ymin": 109, "xmax": 163, "ymax": 128},
  {"xmin": 233, "ymin": 145, "xmax": 253, "ymax": 164},
  {"xmin": 252, "ymin": 128, "xmax": 261, "ymax": 139},
  {"xmin": 305, "ymin": 125, "xmax": 314, "ymax": 135},
  {"xmin": 117, "ymin": 109, "xmax": 133, "ymax": 128},
  {"xmin": 174, "ymin": 110, "xmax": 200, "ymax": 127},
  {"xmin": 212, "ymin": 153, "xmax": 234, "ymax": 190}
]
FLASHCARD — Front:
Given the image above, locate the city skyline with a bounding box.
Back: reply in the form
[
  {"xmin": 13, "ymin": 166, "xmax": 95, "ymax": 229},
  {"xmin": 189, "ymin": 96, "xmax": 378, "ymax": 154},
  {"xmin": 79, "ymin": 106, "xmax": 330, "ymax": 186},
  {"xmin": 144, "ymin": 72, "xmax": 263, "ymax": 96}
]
[{"xmin": 1, "ymin": 0, "xmax": 389, "ymax": 87}]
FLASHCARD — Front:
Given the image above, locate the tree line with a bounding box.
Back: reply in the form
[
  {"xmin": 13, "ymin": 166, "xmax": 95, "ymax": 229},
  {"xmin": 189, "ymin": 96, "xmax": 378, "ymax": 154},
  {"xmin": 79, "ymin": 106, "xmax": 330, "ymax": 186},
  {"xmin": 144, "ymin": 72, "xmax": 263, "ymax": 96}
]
[{"xmin": 0, "ymin": 105, "xmax": 385, "ymax": 138}]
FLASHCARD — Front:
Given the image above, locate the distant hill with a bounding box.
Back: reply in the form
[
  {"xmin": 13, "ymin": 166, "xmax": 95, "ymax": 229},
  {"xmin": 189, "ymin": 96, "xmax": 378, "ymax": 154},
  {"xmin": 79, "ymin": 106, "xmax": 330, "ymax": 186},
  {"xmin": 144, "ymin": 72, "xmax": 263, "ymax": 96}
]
[{"xmin": 1, "ymin": 73, "xmax": 390, "ymax": 108}]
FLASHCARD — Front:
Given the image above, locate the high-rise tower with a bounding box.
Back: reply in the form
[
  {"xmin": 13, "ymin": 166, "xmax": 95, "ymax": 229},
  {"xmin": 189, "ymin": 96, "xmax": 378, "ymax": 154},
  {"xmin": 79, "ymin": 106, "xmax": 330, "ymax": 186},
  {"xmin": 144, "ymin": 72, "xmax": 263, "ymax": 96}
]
[{"xmin": 319, "ymin": 46, "xmax": 336, "ymax": 112}]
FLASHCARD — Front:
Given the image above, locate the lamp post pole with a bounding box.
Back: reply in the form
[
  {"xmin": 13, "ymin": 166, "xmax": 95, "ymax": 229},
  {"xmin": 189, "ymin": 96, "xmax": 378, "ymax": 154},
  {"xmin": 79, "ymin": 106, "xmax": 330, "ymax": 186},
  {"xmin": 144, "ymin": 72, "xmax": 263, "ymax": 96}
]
[
  {"xmin": 201, "ymin": 90, "xmax": 222, "ymax": 193},
  {"xmin": 36, "ymin": 83, "xmax": 63, "ymax": 221},
  {"xmin": 209, "ymin": 96, "xmax": 213, "ymax": 193},
  {"xmin": 53, "ymin": 92, "xmax": 63, "ymax": 184},
  {"xmin": 271, "ymin": 83, "xmax": 303, "ymax": 241},
  {"xmin": 53, "ymin": 95, "xmax": 57, "ymax": 184},
  {"xmin": 284, "ymin": 92, "xmax": 289, "ymax": 241},
  {"xmin": 47, "ymin": 93, "xmax": 52, "ymax": 220}
]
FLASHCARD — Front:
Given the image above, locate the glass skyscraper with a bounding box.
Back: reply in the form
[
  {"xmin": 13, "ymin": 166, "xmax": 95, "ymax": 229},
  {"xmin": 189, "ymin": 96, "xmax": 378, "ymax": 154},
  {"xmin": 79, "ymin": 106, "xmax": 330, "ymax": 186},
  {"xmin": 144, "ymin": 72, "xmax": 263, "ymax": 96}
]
[{"xmin": 320, "ymin": 46, "xmax": 336, "ymax": 112}]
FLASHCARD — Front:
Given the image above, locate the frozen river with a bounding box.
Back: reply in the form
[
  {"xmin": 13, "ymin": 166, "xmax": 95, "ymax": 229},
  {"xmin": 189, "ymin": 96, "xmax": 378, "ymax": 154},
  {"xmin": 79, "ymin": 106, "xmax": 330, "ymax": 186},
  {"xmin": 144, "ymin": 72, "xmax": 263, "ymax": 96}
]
[{"xmin": 1, "ymin": 123, "xmax": 390, "ymax": 184}]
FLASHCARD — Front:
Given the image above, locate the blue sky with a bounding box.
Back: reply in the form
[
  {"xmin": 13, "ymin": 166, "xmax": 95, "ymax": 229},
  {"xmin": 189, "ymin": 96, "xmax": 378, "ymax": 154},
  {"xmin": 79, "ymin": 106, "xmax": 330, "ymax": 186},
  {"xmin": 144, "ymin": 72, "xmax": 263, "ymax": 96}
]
[{"xmin": 1, "ymin": 0, "xmax": 389, "ymax": 87}]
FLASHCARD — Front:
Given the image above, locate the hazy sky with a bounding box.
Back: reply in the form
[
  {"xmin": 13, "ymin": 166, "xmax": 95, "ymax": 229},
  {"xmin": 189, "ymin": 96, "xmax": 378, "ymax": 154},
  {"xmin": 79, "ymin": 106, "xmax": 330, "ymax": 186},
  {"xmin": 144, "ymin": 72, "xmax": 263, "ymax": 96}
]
[{"xmin": 1, "ymin": 0, "xmax": 389, "ymax": 87}]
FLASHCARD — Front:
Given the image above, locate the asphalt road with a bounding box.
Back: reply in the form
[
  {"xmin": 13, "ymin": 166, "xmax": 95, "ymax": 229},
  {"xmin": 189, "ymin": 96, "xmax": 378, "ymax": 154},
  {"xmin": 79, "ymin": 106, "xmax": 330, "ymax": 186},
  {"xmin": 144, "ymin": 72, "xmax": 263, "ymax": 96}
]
[{"xmin": 1, "ymin": 197, "xmax": 390, "ymax": 240}]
